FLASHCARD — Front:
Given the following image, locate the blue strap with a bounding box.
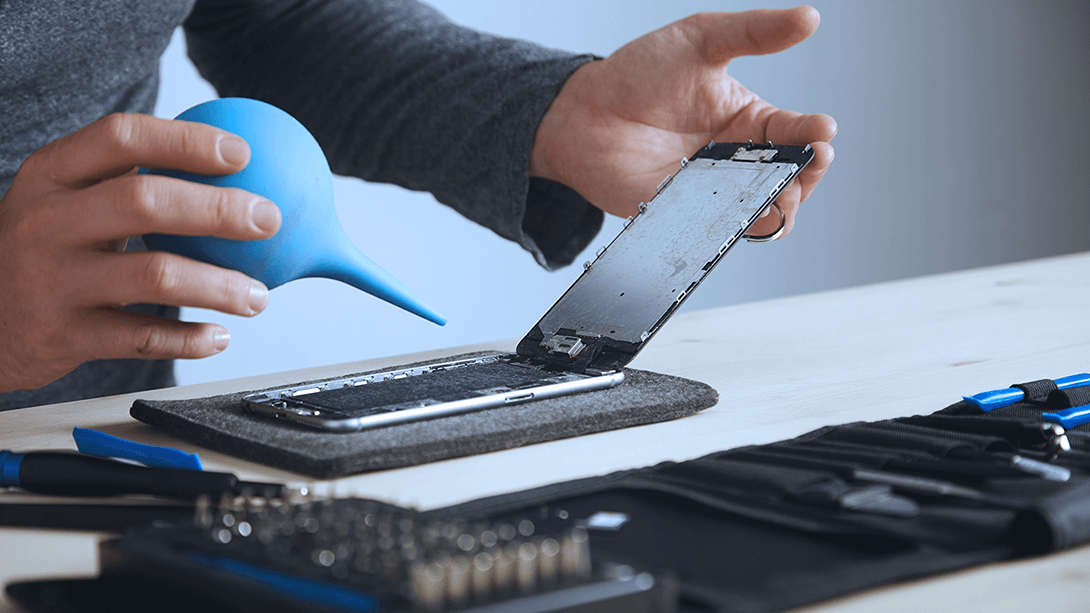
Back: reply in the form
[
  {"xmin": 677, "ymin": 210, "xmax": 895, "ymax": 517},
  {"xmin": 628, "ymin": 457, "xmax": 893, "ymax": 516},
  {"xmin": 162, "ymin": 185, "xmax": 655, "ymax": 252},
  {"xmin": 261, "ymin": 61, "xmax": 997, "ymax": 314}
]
[{"xmin": 0, "ymin": 450, "xmax": 25, "ymax": 487}]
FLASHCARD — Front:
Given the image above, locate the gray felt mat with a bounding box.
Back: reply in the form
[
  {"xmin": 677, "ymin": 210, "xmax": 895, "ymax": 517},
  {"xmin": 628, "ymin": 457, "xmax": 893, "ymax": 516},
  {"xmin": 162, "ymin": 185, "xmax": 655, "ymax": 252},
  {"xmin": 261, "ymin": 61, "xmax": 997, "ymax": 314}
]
[{"xmin": 130, "ymin": 353, "xmax": 718, "ymax": 478}]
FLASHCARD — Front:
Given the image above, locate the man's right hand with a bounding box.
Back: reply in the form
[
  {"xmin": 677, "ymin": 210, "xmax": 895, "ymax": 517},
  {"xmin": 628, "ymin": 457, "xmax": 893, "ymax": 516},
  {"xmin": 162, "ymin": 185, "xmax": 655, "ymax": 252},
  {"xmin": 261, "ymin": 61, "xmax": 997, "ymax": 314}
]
[{"xmin": 0, "ymin": 113, "xmax": 281, "ymax": 393}]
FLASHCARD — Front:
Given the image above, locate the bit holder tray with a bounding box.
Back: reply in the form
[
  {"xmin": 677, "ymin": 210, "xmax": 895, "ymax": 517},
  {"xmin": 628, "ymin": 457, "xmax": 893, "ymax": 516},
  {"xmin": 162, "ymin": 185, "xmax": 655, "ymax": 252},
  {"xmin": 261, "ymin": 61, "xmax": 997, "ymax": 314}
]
[{"xmin": 97, "ymin": 492, "xmax": 673, "ymax": 613}]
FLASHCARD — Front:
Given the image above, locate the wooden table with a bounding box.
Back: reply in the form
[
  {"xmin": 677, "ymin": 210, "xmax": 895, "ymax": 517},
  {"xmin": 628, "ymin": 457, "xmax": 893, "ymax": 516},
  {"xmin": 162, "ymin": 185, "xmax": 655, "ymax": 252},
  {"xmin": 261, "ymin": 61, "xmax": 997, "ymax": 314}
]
[{"xmin": 2, "ymin": 252, "xmax": 1089, "ymax": 611}]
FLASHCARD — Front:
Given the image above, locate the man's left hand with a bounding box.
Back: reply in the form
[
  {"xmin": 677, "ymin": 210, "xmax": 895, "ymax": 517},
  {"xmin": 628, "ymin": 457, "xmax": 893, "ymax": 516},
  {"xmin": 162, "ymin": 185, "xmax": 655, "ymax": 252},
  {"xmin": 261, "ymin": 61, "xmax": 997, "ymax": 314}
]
[{"xmin": 531, "ymin": 6, "xmax": 837, "ymax": 239}]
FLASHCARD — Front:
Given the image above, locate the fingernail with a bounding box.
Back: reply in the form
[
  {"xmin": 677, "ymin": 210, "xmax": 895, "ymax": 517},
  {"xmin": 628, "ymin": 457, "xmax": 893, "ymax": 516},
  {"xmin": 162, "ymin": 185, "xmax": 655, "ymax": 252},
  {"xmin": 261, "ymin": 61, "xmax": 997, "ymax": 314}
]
[
  {"xmin": 214, "ymin": 330, "xmax": 230, "ymax": 352},
  {"xmin": 218, "ymin": 136, "xmax": 250, "ymax": 166},
  {"xmin": 252, "ymin": 200, "xmax": 281, "ymax": 234},
  {"xmin": 249, "ymin": 281, "xmax": 269, "ymax": 314}
]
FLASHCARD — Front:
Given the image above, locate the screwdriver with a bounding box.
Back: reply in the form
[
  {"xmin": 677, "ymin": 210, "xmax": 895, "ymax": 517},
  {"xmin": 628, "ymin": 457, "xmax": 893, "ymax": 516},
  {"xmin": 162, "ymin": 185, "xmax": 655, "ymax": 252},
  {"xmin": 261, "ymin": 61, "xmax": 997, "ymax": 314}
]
[
  {"xmin": 899, "ymin": 415, "xmax": 1070, "ymax": 452},
  {"xmin": 0, "ymin": 450, "xmax": 283, "ymax": 499},
  {"xmin": 724, "ymin": 447, "xmax": 1030, "ymax": 509},
  {"xmin": 658, "ymin": 458, "xmax": 919, "ymax": 517}
]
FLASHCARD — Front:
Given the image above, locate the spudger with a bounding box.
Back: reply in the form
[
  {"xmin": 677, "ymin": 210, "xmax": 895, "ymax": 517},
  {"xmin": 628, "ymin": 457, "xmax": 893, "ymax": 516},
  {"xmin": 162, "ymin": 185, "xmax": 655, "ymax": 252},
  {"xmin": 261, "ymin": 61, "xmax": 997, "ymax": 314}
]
[
  {"xmin": 1041, "ymin": 404, "xmax": 1090, "ymax": 430},
  {"xmin": 0, "ymin": 450, "xmax": 283, "ymax": 499},
  {"xmin": 963, "ymin": 373, "xmax": 1090, "ymax": 411}
]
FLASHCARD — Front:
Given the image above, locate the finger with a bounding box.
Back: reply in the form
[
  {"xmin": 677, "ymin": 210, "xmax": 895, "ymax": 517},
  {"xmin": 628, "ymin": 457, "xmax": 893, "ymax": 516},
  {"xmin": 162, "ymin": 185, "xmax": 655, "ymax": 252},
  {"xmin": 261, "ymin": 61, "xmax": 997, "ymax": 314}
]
[
  {"xmin": 72, "ymin": 309, "xmax": 231, "ymax": 361},
  {"xmin": 748, "ymin": 180, "xmax": 802, "ymax": 239},
  {"xmin": 73, "ymin": 251, "xmax": 269, "ymax": 317},
  {"xmin": 684, "ymin": 6, "xmax": 821, "ymax": 64},
  {"xmin": 776, "ymin": 180, "xmax": 802, "ymax": 237},
  {"xmin": 764, "ymin": 110, "xmax": 838, "ymax": 146},
  {"xmin": 716, "ymin": 106, "xmax": 835, "ymax": 206},
  {"xmin": 65, "ymin": 174, "xmax": 281, "ymax": 244},
  {"xmin": 795, "ymin": 141, "xmax": 834, "ymax": 203},
  {"xmin": 713, "ymin": 102, "xmax": 836, "ymax": 151},
  {"xmin": 36, "ymin": 113, "xmax": 250, "ymax": 188}
]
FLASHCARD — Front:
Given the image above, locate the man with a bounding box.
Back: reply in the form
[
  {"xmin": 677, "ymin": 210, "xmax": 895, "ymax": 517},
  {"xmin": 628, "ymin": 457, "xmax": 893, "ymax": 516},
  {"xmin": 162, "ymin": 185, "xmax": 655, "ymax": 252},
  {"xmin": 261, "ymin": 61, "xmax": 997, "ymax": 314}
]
[{"xmin": 0, "ymin": 1, "xmax": 835, "ymax": 409}]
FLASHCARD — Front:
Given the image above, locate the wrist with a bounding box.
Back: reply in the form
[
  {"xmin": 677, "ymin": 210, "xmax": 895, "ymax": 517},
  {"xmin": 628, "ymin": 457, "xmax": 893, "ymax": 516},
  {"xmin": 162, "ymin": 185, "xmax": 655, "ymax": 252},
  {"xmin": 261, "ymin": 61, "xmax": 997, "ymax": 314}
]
[{"xmin": 529, "ymin": 60, "xmax": 600, "ymax": 188}]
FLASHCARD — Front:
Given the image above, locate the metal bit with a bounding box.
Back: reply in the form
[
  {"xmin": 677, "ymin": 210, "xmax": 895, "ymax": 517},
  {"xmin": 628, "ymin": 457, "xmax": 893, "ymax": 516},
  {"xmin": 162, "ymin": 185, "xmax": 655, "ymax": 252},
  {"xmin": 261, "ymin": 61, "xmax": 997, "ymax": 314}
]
[
  {"xmin": 312, "ymin": 549, "xmax": 335, "ymax": 567},
  {"xmin": 479, "ymin": 529, "xmax": 498, "ymax": 549},
  {"xmin": 409, "ymin": 562, "xmax": 445, "ymax": 612},
  {"xmin": 493, "ymin": 544, "xmax": 518, "ymax": 593},
  {"xmin": 538, "ymin": 538, "xmax": 560, "ymax": 585},
  {"xmin": 496, "ymin": 524, "xmax": 516, "ymax": 541},
  {"xmin": 560, "ymin": 527, "xmax": 592, "ymax": 580},
  {"xmin": 457, "ymin": 532, "xmax": 476, "ymax": 553},
  {"xmin": 1009, "ymin": 454, "xmax": 1071, "ymax": 481},
  {"xmin": 194, "ymin": 494, "xmax": 213, "ymax": 529},
  {"xmin": 471, "ymin": 552, "xmax": 494, "ymax": 601},
  {"xmin": 516, "ymin": 542, "xmax": 539, "ymax": 594},
  {"xmin": 518, "ymin": 519, "xmax": 535, "ymax": 537},
  {"xmin": 447, "ymin": 555, "xmax": 472, "ymax": 608}
]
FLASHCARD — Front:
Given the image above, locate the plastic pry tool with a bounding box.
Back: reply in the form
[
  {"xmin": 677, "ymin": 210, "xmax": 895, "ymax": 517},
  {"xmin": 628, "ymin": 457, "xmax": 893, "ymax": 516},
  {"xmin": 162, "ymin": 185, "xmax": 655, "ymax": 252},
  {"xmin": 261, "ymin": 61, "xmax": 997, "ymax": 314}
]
[
  {"xmin": 73, "ymin": 427, "xmax": 203, "ymax": 471},
  {"xmin": 963, "ymin": 373, "xmax": 1090, "ymax": 411},
  {"xmin": 1042, "ymin": 404, "xmax": 1090, "ymax": 430}
]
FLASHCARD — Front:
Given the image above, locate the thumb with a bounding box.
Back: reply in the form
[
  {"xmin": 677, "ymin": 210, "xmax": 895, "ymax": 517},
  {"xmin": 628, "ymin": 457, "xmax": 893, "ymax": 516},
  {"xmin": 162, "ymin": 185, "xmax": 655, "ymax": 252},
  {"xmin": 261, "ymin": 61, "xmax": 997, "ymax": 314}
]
[{"xmin": 687, "ymin": 6, "xmax": 821, "ymax": 63}]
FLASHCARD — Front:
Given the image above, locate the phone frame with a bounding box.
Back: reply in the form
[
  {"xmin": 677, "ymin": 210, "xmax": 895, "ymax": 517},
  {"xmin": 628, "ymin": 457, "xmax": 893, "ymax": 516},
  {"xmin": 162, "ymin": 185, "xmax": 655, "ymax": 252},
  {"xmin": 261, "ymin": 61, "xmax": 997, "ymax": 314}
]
[{"xmin": 243, "ymin": 142, "xmax": 812, "ymax": 432}]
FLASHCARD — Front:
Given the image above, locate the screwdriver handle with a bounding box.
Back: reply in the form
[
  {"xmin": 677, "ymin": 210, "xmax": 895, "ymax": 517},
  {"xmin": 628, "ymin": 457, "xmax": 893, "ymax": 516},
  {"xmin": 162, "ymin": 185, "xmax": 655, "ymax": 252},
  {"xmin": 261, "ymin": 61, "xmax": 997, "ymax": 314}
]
[{"xmin": 1, "ymin": 451, "xmax": 238, "ymax": 498}]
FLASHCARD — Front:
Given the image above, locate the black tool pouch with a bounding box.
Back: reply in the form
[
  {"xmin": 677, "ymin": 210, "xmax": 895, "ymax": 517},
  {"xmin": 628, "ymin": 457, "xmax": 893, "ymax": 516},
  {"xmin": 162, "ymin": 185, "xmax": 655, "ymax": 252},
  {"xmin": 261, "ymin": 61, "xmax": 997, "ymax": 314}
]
[{"xmin": 429, "ymin": 377, "xmax": 1090, "ymax": 612}]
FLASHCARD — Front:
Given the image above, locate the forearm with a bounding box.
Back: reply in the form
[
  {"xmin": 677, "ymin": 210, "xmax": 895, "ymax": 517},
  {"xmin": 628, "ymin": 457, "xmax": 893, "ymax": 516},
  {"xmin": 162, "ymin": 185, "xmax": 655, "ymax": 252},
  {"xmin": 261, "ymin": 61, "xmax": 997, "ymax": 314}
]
[{"xmin": 184, "ymin": 0, "xmax": 602, "ymax": 267}]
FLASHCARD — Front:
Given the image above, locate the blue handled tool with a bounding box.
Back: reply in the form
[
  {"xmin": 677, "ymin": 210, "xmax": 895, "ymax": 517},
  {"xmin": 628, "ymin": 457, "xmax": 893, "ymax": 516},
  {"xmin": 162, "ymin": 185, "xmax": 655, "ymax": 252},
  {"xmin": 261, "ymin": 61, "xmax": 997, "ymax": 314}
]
[
  {"xmin": 963, "ymin": 373, "xmax": 1090, "ymax": 411},
  {"xmin": 186, "ymin": 554, "xmax": 379, "ymax": 612},
  {"xmin": 1042, "ymin": 404, "xmax": 1090, "ymax": 430},
  {"xmin": 72, "ymin": 427, "xmax": 203, "ymax": 471},
  {"xmin": 143, "ymin": 97, "xmax": 446, "ymax": 326},
  {"xmin": 0, "ymin": 449, "xmax": 283, "ymax": 499}
]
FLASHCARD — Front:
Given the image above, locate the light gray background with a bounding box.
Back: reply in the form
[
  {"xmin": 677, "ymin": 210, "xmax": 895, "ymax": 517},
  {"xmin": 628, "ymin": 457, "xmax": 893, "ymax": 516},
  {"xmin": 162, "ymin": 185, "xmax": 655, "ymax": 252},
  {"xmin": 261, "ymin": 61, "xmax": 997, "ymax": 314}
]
[{"xmin": 155, "ymin": 1, "xmax": 1090, "ymax": 386}]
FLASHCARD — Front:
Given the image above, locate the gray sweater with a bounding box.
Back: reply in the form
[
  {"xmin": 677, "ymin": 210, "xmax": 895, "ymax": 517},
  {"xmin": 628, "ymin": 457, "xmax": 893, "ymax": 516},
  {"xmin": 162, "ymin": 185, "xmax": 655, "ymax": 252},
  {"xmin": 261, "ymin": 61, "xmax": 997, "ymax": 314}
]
[{"xmin": 0, "ymin": 0, "xmax": 602, "ymax": 410}]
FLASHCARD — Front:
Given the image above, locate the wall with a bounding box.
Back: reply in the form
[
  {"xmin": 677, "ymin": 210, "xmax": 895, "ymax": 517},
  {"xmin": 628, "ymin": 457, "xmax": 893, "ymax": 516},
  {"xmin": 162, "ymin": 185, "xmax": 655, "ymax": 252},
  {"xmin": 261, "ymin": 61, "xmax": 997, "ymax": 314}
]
[{"xmin": 156, "ymin": 1, "xmax": 1090, "ymax": 385}]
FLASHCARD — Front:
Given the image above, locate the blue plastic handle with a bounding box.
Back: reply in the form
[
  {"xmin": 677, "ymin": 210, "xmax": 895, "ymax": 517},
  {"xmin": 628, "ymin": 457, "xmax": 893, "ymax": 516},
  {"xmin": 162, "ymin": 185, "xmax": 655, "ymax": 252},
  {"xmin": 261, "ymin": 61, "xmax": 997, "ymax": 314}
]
[
  {"xmin": 1042, "ymin": 404, "xmax": 1090, "ymax": 429},
  {"xmin": 0, "ymin": 450, "xmax": 24, "ymax": 487},
  {"xmin": 186, "ymin": 553, "xmax": 379, "ymax": 611},
  {"xmin": 72, "ymin": 427, "xmax": 203, "ymax": 471},
  {"xmin": 963, "ymin": 388, "xmax": 1025, "ymax": 412},
  {"xmin": 964, "ymin": 373, "xmax": 1090, "ymax": 412}
]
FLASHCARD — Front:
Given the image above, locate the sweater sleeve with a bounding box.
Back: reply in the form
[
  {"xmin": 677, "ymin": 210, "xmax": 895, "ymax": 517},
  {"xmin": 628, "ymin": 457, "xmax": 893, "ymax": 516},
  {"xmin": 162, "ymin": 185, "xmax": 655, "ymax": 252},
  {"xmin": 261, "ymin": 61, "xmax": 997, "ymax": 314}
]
[{"xmin": 182, "ymin": 0, "xmax": 603, "ymax": 269}]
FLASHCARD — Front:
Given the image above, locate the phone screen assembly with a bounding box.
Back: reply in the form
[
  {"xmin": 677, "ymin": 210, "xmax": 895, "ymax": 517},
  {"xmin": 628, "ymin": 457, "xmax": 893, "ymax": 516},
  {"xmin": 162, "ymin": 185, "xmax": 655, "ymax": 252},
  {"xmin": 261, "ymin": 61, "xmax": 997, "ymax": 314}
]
[{"xmin": 243, "ymin": 142, "xmax": 814, "ymax": 432}]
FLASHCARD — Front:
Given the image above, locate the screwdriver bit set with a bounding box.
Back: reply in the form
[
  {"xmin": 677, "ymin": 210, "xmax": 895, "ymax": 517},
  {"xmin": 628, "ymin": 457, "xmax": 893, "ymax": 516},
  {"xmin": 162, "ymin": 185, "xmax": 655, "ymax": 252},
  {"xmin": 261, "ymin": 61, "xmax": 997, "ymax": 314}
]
[{"xmin": 97, "ymin": 490, "xmax": 671, "ymax": 613}]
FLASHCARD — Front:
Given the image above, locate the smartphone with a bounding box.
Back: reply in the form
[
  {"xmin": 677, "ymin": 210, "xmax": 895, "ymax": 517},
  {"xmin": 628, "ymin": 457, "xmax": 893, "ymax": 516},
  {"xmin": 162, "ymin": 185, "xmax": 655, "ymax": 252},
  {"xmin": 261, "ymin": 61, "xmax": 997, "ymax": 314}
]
[{"xmin": 243, "ymin": 142, "xmax": 814, "ymax": 432}]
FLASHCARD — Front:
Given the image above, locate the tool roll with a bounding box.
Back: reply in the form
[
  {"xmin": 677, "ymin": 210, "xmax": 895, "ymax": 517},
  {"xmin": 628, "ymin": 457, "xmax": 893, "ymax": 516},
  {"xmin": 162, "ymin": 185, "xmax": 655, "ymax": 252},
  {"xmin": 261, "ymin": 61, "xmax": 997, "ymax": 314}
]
[
  {"xmin": 8, "ymin": 375, "xmax": 1090, "ymax": 613},
  {"xmin": 428, "ymin": 375, "xmax": 1090, "ymax": 612}
]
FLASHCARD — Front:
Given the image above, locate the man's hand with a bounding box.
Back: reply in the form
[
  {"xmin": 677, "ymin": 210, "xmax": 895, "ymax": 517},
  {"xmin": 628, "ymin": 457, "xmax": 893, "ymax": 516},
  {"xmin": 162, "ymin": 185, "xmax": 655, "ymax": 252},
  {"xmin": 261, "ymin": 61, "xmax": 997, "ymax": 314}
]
[
  {"xmin": 0, "ymin": 113, "xmax": 281, "ymax": 393},
  {"xmin": 532, "ymin": 6, "xmax": 836, "ymax": 238}
]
